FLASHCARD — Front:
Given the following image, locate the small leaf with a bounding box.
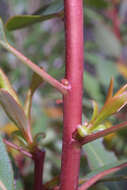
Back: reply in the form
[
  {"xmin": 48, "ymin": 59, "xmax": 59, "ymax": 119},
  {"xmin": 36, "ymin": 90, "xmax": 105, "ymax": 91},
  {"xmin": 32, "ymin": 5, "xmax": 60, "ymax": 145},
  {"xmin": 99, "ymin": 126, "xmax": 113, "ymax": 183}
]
[
  {"xmin": 24, "ymin": 71, "xmax": 44, "ymax": 118},
  {"xmin": 6, "ymin": 12, "xmax": 63, "ymax": 31},
  {"xmin": 0, "ymin": 19, "xmax": 7, "ymax": 43},
  {"xmin": 0, "ymin": 68, "xmax": 20, "ymax": 104},
  {"xmin": 0, "ymin": 135, "xmax": 14, "ymax": 190},
  {"xmin": 6, "ymin": 0, "xmax": 64, "ymax": 30},
  {"xmin": 91, "ymin": 101, "xmax": 99, "ymax": 122},
  {"xmin": 105, "ymin": 78, "xmax": 114, "ymax": 103},
  {"xmin": 0, "ymin": 90, "xmax": 30, "ymax": 135},
  {"xmin": 92, "ymin": 92, "xmax": 127, "ymax": 129}
]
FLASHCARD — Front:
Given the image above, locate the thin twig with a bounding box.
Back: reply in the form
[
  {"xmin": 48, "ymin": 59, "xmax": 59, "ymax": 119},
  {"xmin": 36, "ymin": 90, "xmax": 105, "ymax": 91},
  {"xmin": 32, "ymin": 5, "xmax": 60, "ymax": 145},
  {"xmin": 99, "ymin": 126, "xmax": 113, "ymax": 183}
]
[
  {"xmin": 78, "ymin": 162, "xmax": 127, "ymax": 190},
  {"xmin": 3, "ymin": 139, "xmax": 32, "ymax": 158},
  {"xmin": 1, "ymin": 42, "xmax": 70, "ymax": 95},
  {"xmin": 73, "ymin": 121, "xmax": 127, "ymax": 145}
]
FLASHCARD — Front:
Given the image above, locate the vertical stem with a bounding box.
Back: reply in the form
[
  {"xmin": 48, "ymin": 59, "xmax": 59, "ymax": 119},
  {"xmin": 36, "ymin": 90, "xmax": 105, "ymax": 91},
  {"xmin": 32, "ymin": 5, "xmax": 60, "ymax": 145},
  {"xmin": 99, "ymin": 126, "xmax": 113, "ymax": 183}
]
[
  {"xmin": 32, "ymin": 148, "xmax": 45, "ymax": 190},
  {"xmin": 60, "ymin": 0, "xmax": 84, "ymax": 190}
]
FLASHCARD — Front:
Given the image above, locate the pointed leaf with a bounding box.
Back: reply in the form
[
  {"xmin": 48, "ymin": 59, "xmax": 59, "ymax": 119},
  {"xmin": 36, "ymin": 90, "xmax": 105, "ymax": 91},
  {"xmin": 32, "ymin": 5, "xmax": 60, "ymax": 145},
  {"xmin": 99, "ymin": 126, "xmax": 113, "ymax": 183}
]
[
  {"xmin": 0, "ymin": 18, "xmax": 9, "ymax": 50},
  {"xmin": 114, "ymin": 84, "xmax": 127, "ymax": 97},
  {"xmin": 90, "ymin": 100, "xmax": 99, "ymax": 122},
  {"xmin": 0, "ymin": 135, "xmax": 14, "ymax": 190},
  {"xmin": 105, "ymin": 78, "xmax": 114, "ymax": 103},
  {"xmin": 91, "ymin": 92, "xmax": 127, "ymax": 129},
  {"xmin": 0, "ymin": 90, "xmax": 30, "ymax": 134},
  {"xmin": 24, "ymin": 72, "xmax": 44, "ymax": 118},
  {"xmin": 0, "ymin": 68, "xmax": 20, "ymax": 104},
  {"xmin": 6, "ymin": 1, "xmax": 64, "ymax": 31}
]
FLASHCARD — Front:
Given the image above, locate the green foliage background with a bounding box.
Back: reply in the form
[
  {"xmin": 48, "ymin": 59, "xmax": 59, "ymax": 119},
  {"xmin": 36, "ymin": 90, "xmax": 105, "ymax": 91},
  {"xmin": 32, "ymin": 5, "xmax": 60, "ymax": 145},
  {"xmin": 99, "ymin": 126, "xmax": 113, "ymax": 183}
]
[{"xmin": 0, "ymin": 0, "xmax": 127, "ymax": 189}]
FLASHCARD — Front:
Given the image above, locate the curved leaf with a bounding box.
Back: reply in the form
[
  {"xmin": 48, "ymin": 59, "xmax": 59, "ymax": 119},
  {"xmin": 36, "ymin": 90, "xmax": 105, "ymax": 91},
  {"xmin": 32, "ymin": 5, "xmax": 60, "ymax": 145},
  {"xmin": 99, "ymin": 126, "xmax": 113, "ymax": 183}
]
[
  {"xmin": 91, "ymin": 101, "xmax": 99, "ymax": 122},
  {"xmin": 6, "ymin": 11, "xmax": 63, "ymax": 31},
  {"xmin": 6, "ymin": 0, "xmax": 64, "ymax": 31},
  {"xmin": 0, "ymin": 68, "xmax": 20, "ymax": 104},
  {"xmin": 24, "ymin": 71, "xmax": 44, "ymax": 118},
  {"xmin": 0, "ymin": 90, "xmax": 30, "ymax": 134}
]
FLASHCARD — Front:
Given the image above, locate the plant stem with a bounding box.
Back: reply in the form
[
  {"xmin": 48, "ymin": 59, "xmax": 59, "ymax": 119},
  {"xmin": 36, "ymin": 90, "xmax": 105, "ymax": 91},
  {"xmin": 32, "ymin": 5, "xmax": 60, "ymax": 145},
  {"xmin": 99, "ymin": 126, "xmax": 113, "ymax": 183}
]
[
  {"xmin": 73, "ymin": 121, "xmax": 127, "ymax": 145},
  {"xmin": 32, "ymin": 148, "xmax": 45, "ymax": 190},
  {"xmin": 78, "ymin": 162, "xmax": 127, "ymax": 190},
  {"xmin": 1, "ymin": 42, "xmax": 70, "ymax": 95},
  {"xmin": 3, "ymin": 139, "xmax": 32, "ymax": 158},
  {"xmin": 60, "ymin": 0, "xmax": 84, "ymax": 190}
]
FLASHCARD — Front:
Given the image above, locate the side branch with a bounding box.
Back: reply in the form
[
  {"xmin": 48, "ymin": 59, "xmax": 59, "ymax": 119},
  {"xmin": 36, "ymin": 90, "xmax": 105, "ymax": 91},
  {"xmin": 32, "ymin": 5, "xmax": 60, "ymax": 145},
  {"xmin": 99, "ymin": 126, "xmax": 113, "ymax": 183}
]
[
  {"xmin": 78, "ymin": 162, "xmax": 127, "ymax": 190},
  {"xmin": 1, "ymin": 42, "xmax": 70, "ymax": 94},
  {"xmin": 73, "ymin": 121, "xmax": 127, "ymax": 145},
  {"xmin": 3, "ymin": 139, "xmax": 32, "ymax": 158}
]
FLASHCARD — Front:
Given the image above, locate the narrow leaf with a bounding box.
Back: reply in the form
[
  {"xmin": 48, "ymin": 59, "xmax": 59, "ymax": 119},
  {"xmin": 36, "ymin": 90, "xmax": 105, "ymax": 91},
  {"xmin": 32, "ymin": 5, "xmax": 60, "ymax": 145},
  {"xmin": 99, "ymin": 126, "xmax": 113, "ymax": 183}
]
[
  {"xmin": 114, "ymin": 84, "xmax": 127, "ymax": 97},
  {"xmin": 0, "ymin": 68, "xmax": 20, "ymax": 104},
  {"xmin": 0, "ymin": 19, "xmax": 7, "ymax": 43},
  {"xmin": 0, "ymin": 135, "xmax": 14, "ymax": 190},
  {"xmin": 105, "ymin": 78, "xmax": 114, "ymax": 103},
  {"xmin": 24, "ymin": 71, "xmax": 44, "ymax": 118},
  {"xmin": 5, "ymin": 11, "xmax": 63, "ymax": 31},
  {"xmin": 0, "ymin": 90, "xmax": 29, "ymax": 134},
  {"xmin": 90, "ymin": 100, "xmax": 99, "ymax": 122},
  {"xmin": 91, "ymin": 92, "xmax": 127, "ymax": 129}
]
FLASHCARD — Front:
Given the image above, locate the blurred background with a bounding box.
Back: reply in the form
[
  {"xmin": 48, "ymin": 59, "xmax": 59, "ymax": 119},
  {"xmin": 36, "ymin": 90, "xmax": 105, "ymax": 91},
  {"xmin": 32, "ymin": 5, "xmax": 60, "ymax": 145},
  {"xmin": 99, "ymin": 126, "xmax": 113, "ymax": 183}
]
[{"xmin": 1, "ymin": 0, "xmax": 127, "ymax": 189}]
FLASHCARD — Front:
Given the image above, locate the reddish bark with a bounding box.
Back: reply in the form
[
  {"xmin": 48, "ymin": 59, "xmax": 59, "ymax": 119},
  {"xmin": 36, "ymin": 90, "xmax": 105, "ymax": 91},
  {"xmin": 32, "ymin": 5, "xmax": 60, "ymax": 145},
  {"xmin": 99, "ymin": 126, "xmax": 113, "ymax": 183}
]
[{"xmin": 60, "ymin": 0, "xmax": 84, "ymax": 190}]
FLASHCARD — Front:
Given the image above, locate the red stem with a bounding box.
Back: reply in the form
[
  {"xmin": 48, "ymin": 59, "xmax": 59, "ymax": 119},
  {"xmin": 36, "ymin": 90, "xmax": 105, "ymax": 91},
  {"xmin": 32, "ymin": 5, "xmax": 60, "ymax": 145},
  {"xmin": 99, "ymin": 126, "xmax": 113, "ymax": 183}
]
[
  {"xmin": 78, "ymin": 162, "xmax": 127, "ymax": 190},
  {"xmin": 60, "ymin": 0, "xmax": 84, "ymax": 190},
  {"xmin": 112, "ymin": 1, "xmax": 121, "ymax": 40},
  {"xmin": 32, "ymin": 148, "xmax": 45, "ymax": 190},
  {"xmin": 74, "ymin": 121, "xmax": 127, "ymax": 145},
  {"xmin": 3, "ymin": 139, "xmax": 32, "ymax": 158}
]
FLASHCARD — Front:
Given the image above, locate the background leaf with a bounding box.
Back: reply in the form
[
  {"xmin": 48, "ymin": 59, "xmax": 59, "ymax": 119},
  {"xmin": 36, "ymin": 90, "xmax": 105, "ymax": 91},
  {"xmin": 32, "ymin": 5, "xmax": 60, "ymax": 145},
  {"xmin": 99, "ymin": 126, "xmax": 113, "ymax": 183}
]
[
  {"xmin": 84, "ymin": 139, "xmax": 117, "ymax": 170},
  {"xmin": 0, "ymin": 135, "xmax": 14, "ymax": 190}
]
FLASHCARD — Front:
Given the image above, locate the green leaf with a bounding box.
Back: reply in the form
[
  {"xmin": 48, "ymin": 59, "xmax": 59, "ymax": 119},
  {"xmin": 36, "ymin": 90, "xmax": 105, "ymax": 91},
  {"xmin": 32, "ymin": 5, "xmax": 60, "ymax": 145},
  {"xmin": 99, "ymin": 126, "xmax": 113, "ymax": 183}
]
[
  {"xmin": 0, "ymin": 135, "xmax": 14, "ymax": 190},
  {"xmin": 6, "ymin": 0, "xmax": 64, "ymax": 31},
  {"xmin": 0, "ymin": 68, "xmax": 20, "ymax": 105},
  {"xmin": 0, "ymin": 90, "xmax": 30, "ymax": 134},
  {"xmin": 0, "ymin": 19, "xmax": 7, "ymax": 43},
  {"xmin": 85, "ymin": 0, "xmax": 109, "ymax": 9},
  {"xmin": 84, "ymin": 72, "xmax": 103, "ymax": 101},
  {"xmin": 92, "ymin": 92, "xmax": 127, "ymax": 128},
  {"xmin": 85, "ymin": 8, "xmax": 122, "ymax": 58},
  {"xmin": 91, "ymin": 101, "xmax": 99, "ymax": 122},
  {"xmin": 82, "ymin": 159, "xmax": 127, "ymax": 182},
  {"xmin": 24, "ymin": 71, "xmax": 44, "ymax": 118},
  {"xmin": 84, "ymin": 139, "xmax": 117, "ymax": 170}
]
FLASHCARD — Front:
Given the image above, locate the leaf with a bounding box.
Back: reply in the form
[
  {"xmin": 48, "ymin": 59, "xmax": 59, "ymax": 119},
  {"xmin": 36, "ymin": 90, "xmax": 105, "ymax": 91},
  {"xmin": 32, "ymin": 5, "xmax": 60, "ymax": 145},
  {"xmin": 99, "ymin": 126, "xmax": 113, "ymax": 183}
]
[
  {"xmin": 85, "ymin": 8, "xmax": 122, "ymax": 58},
  {"xmin": 92, "ymin": 92, "xmax": 127, "ymax": 128},
  {"xmin": 0, "ymin": 135, "xmax": 14, "ymax": 190},
  {"xmin": 91, "ymin": 101, "xmax": 99, "ymax": 122},
  {"xmin": 94, "ymin": 20, "xmax": 122, "ymax": 58},
  {"xmin": 0, "ymin": 19, "xmax": 7, "ymax": 43},
  {"xmin": 0, "ymin": 18, "xmax": 9, "ymax": 50},
  {"xmin": 84, "ymin": 72, "xmax": 103, "ymax": 101},
  {"xmin": 5, "ymin": 0, "xmax": 64, "ymax": 31},
  {"xmin": 0, "ymin": 90, "xmax": 30, "ymax": 135},
  {"xmin": 84, "ymin": 139, "xmax": 117, "ymax": 170},
  {"xmin": 105, "ymin": 78, "xmax": 114, "ymax": 103},
  {"xmin": 24, "ymin": 71, "xmax": 44, "ymax": 118},
  {"xmin": 0, "ymin": 68, "xmax": 20, "ymax": 104},
  {"xmin": 85, "ymin": 53, "xmax": 119, "ymax": 87}
]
